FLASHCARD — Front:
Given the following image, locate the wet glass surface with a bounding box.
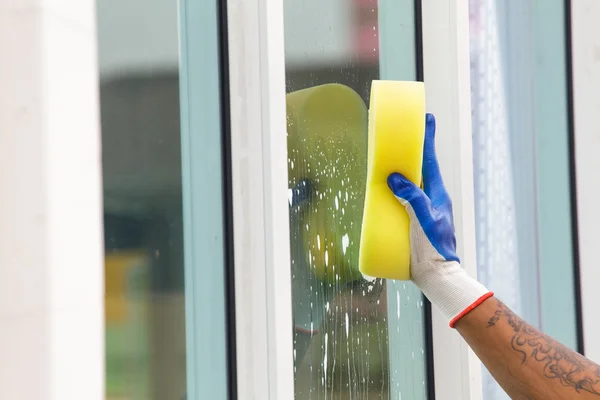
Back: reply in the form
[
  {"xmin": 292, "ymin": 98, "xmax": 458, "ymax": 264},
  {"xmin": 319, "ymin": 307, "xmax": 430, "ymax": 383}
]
[{"xmin": 284, "ymin": 0, "xmax": 428, "ymax": 397}]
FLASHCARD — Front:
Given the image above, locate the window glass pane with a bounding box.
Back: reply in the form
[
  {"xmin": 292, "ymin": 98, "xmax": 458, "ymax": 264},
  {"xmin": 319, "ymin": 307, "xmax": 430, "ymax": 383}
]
[
  {"xmin": 97, "ymin": 2, "xmax": 187, "ymax": 399},
  {"xmin": 468, "ymin": 1, "xmax": 577, "ymax": 399},
  {"xmin": 284, "ymin": 0, "xmax": 428, "ymax": 398}
]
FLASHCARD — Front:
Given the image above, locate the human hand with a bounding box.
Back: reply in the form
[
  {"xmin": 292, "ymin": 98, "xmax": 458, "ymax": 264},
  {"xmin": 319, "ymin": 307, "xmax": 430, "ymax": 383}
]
[{"xmin": 387, "ymin": 113, "xmax": 493, "ymax": 327}]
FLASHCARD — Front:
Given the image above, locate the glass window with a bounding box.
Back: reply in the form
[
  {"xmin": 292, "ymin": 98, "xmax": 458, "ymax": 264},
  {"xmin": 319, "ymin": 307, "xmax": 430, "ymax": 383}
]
[
  {"xmin": 97, "ymin": 2, "xmax": 186, "ymax": 398},
  {"xmin": 468, "ymin": 1, "xmax": 578, "ymax": 399},
  {"xmin": 284, "ymin": 0, "xmax": 429, "ymax": 398}
]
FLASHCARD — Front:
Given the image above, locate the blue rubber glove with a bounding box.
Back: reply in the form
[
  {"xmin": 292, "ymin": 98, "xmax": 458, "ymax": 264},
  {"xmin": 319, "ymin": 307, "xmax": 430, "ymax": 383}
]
[{"xmin": 388, "ymin": 113, "xmax": 493, "ymax": 327}]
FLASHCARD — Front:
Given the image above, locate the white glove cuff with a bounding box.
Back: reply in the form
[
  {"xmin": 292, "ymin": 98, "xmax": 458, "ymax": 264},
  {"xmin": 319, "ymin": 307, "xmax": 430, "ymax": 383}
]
[{"xmin": 414, "ymin": 261, "xmax": 493, "ymax": 328}]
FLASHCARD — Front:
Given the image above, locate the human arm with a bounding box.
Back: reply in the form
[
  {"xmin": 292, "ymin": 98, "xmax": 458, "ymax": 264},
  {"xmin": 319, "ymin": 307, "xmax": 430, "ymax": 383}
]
[
  {"xmin": 389, "ymin": 113, "xmax": 600, "ymax": 399},
  {"xmin": 457, "ymin": 296, "xmax": 600, "ymax": 399}
]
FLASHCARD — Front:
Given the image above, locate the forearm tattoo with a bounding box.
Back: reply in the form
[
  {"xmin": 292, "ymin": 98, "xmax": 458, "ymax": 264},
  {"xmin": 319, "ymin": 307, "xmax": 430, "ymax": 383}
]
[{"xmin": 488, "ymin": 299, "xmax": 600, "ymax": 396}]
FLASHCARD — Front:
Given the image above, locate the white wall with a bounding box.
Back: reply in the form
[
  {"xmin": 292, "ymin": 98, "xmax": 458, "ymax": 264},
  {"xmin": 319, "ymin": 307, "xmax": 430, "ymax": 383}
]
[
  {"xmin": 0, "ymin": 1, "xmax": 104, "ymax": 398},
  {"xmin": 571, "ymin": 0, "xmax": 600, "ymax": 363}
]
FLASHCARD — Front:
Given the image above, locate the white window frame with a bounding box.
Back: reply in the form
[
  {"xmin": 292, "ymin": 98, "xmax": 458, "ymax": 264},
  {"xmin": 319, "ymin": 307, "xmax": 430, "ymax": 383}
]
[
  {"xmin": 421, "ymin": 1, "xmax": 484, "ymax": 399},
  {"xmin": 570, "ymin": 0, "xmax": 600, "ymax": 364},
  {"xmin": 226, "ymin": 0, "xmax": 295, "ymax": 397},
  {"xmin": 225, "ymin": 0, "xmax": 483, "ymax": 399}
]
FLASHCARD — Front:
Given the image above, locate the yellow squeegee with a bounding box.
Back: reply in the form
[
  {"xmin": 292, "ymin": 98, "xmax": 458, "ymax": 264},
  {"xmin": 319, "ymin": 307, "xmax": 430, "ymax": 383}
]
[{"xmin": 359, "ymin": 80, "xmax": 426, "ymax": 280}]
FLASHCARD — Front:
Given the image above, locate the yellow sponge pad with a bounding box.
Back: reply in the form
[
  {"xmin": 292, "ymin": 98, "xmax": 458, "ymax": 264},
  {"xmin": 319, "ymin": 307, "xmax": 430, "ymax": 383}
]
[
  {"xmin": 287, "ymin": 84, "xmax": 368, "ymax": 284},
  {"xmin": 359, "ymin": 80, "xmax": 426, "ymax": 280}
]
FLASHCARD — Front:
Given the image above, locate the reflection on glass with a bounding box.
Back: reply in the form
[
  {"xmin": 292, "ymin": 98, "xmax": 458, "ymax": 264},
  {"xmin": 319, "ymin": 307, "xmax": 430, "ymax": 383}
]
[
  {"xmin": 469, "ymin": 0, "xmax": 576, "ymax": 398},
  {"xmin": 469, "ymin": 4, "xmax": 528, "ymax": 399},
  {"xmin": 284, "ymin": 0, "xmax": 427, "ymax": 398},
  {"xmin": 97, "ymin": 2, "xmax": 186, "ymax": 399}
]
